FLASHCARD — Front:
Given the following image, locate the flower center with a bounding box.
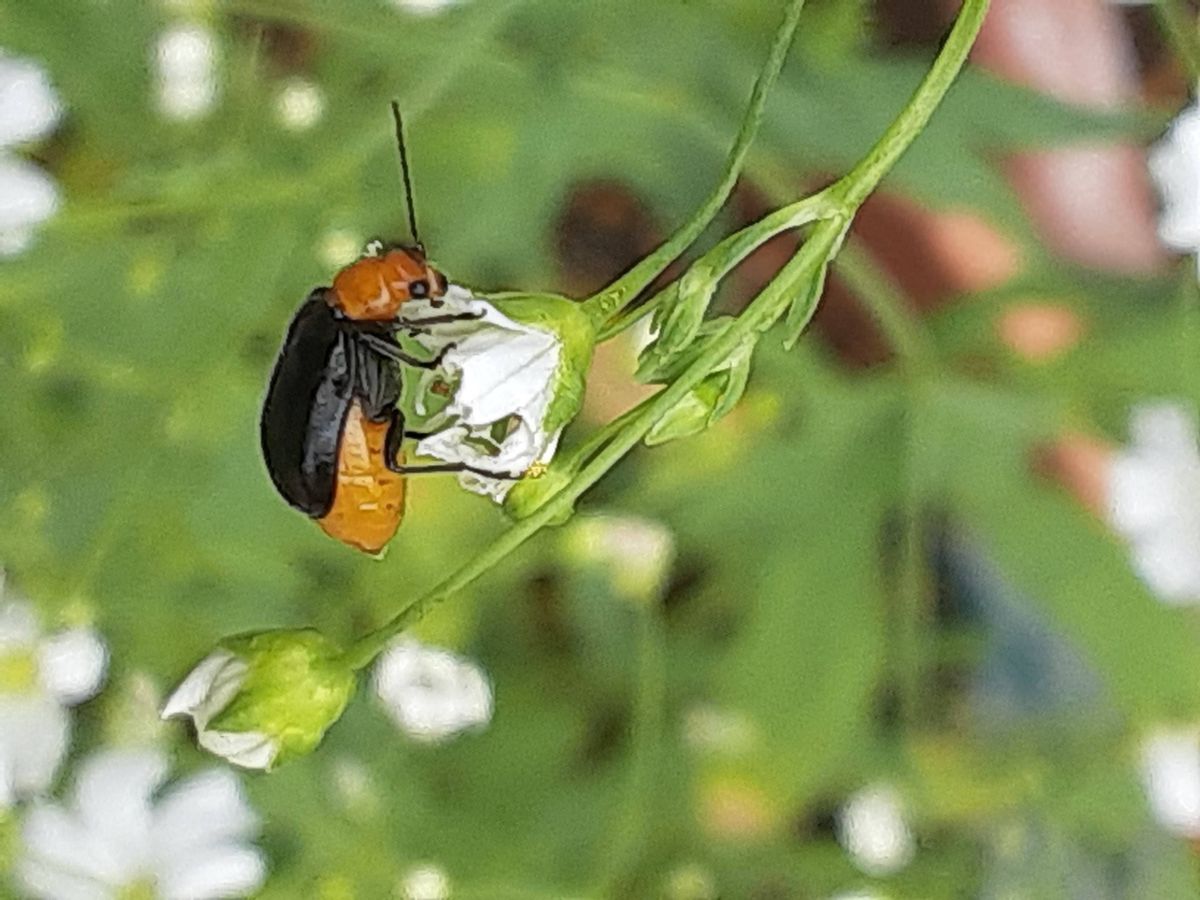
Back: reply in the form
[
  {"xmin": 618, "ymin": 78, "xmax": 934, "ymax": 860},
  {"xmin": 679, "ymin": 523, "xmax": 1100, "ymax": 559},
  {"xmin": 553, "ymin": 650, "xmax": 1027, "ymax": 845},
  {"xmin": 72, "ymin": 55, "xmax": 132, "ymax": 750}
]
[
  {"xmin": 118, "ymin": 878, "xmax": 157, "ymax": 900},
  {"xmin": 0, "ymin": 650, "xmax": 37, "ymax": 694}
]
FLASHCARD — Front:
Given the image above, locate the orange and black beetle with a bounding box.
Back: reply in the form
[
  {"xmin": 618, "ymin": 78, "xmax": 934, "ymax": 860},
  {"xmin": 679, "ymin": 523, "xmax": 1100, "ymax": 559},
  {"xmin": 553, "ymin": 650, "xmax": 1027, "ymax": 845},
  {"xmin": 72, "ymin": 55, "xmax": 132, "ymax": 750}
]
[{"xmin": 260, "ymin": 105, "xmax": 508, "ymax": 553}]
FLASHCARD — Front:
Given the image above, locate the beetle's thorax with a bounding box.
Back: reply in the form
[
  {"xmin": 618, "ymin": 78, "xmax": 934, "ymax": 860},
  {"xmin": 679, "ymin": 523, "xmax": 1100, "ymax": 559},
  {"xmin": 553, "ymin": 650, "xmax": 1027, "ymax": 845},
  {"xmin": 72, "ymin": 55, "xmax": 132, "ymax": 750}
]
[{"xmin": 330, "ymin": 248, "xmax": 445, "ymax": 320}]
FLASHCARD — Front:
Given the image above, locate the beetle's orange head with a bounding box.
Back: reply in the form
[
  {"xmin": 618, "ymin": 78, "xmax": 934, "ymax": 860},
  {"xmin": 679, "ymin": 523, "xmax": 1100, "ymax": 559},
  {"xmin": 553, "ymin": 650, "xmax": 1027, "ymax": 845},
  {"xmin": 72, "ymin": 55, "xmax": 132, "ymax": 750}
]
[{"xmin": 330, "ymin": 242, "xmax": 447, "ymax": 321}]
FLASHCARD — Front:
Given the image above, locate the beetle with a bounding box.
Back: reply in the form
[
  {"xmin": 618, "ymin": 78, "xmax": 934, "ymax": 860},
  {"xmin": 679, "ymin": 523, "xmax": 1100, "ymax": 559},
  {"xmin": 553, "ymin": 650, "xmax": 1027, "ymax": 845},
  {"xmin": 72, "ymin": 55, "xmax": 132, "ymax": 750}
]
[{"xmin": 260, "ymin": 105, "xmax": 513, "ymax": 553}]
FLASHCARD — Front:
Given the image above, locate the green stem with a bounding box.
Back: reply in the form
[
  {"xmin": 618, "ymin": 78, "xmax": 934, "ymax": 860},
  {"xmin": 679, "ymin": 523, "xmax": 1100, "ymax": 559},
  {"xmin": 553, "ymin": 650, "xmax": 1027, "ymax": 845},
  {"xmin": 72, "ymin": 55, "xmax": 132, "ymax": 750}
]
[
  {"xmin": 344, "ymin": 220, "xmax": 843, "ymax": 671},
  {"xmin": 596, "ymin": 189, "xmax": 841, "ymax": 342},
  {"xmin": 831, "ymin": 0, "xmax": 990, "ymax": 212},
  {"xmin": 580, "ymin": 0, "xmax": 810, "ymax": 328},
  {"xmin": 595, "ymin": 602, "xmax": 667, "ymax": 894},
  {"xmin": 343, "ymin": 0, "xmax": 989, "ymax": 671}
]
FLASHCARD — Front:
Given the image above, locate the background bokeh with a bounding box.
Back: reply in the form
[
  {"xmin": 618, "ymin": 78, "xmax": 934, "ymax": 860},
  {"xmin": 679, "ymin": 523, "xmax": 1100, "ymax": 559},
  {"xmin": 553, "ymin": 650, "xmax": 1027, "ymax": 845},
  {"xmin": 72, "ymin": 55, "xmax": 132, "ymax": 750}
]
[{"xmin": 2, "ymin": 0, "xmax": 1200, "ymax": 897}]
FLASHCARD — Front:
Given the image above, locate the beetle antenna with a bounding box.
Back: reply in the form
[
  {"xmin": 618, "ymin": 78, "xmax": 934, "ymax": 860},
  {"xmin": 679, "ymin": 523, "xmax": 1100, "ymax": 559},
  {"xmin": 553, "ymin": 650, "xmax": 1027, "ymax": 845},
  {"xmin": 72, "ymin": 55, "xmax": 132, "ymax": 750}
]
[{"xmin": 390, "ymin": 101, "xmax": 423, "ymax": 253}]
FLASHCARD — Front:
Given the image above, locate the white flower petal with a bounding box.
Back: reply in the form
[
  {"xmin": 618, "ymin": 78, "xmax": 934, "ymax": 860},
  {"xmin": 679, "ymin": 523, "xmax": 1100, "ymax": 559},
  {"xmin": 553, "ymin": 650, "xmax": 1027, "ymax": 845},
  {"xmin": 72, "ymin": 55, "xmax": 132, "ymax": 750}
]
[
  {"xmin": 197, "ymin": 729, "xmax": 278, "ymax": 770},
  {"xmin": 374, "ymin": 639, "xmax": 493, "ymax": 743},
  {"xmin": 73, "ymin": 749, "xmax": 166, "ymax": 878},
  {"xmin": 0, "ymin": 53, "xmax": 62, "ymax": 148},
  {"xmin": 836, "ymin": 784, "xmax": 915, "ymax": 877},
  {"xmin": 153, "ymin": 768, "xmax": 259, "ymax": 862},
  {"xmin": 1141, "ymin": 726, "xmax": 1200, "ymax": 837},
  {"xmin": 0, "ymin": 155, "xmax": 59, "ymax": 256},
  {"xmin": 1150, "ymin": 102, "xmax": 1200, "ymax": 254},
  {"xmin": 37, "ymin": 628, "xmax": 108, "ymax": 705},
  {"xmin": 1106, "ymin": 401, "xmax": 1200, "ymax": 604},
  {"xmin": 161, "ymin": 651, "xmax": 242, "ymax": 723},
  {"xmin": 0, "ymin": 599, "xmax": 40, "ymax": 649},
  {"xmin": 158, "ymin": 845, "xmax": 267, "ymax": 900},
  {"xmin": 15, "ymin": 855, "xmax": 113, "ymax": 900},
  {"xmin": 21, "ymin": 802, "xmax": 128, "ymax": 888},
  {"xmin": 0, "ymin": 694, "xmax": 69, "ymax": 798}
]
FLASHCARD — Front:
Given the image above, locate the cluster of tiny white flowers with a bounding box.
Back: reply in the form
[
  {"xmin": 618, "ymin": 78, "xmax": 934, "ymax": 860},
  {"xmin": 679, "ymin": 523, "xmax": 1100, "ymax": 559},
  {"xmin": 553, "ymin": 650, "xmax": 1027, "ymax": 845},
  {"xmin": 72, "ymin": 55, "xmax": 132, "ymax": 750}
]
[
  {"xmin": 1106, "ymin": 401, "xmax": 1200, "ymax": 604},
  {"xmin": 0, "ymin": 51, "xmax": 61, "ymax": 257},
  {"xmin": 275, "ymin": 77, "xmax": 325, "ymax": 132},
  {"xmin": 0, "ymin": 573, "xmax": 268, "ymax": 899}
]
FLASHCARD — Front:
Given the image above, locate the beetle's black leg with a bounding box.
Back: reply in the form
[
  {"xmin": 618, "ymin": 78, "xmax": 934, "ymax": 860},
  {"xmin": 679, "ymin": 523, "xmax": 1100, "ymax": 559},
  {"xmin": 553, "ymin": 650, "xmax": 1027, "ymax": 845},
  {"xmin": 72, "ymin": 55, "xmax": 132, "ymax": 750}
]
[
  {"xmin": 357, "ymin": 333, "xmax": 453, "ymax": 369},
  {"xmin": 383, "ymin": 411, "xmax": 517, "ymax": 478},
  {"xmin": 384, "ymin": 408, "xmax": 408, "ymax": 473},
  {"xmin": 392, "ymin": 461, "xmax": 525, "ymax": 480}
]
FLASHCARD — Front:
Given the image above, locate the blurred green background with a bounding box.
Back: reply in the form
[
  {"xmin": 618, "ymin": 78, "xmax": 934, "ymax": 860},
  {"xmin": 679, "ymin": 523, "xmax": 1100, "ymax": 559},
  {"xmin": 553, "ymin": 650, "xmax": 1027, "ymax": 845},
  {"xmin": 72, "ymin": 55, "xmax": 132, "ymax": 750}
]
[{"xmin": 3, "ymin": 0, "xmax": 1200, "ymax": 897}]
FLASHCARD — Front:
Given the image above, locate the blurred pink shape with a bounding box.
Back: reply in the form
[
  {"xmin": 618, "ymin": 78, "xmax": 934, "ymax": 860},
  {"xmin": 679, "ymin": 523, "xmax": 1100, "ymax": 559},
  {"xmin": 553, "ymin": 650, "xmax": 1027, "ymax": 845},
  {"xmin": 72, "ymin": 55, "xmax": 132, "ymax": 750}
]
[{"xmin": 971, "ymin": 0, "xmax": 1165, "ymax": 272}]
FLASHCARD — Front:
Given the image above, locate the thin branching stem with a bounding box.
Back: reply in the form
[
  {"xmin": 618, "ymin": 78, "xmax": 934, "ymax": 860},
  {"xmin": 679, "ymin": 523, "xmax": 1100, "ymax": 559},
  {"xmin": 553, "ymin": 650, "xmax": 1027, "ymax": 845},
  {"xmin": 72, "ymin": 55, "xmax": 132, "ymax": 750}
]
[{"xmin": 343, "ymin": 0, "xmax": 991, "ymax": 671}]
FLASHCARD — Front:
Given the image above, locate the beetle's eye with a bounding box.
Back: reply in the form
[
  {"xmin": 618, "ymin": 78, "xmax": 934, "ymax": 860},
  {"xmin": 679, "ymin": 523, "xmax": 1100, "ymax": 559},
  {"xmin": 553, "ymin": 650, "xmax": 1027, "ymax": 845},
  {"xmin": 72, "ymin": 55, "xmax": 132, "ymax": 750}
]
[{"xmin": 410, "ymin": 279, "xmax": 430, "ymax": 298}]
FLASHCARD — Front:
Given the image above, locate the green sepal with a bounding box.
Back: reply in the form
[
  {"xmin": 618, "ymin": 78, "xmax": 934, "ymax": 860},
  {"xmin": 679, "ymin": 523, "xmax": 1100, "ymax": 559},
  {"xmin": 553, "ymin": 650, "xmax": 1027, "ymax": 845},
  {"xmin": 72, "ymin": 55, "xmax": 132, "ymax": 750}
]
[
  {"xmin": 782, "ymin": 260, "xmax": 831, "ymax": 350},
  {"xmin": 208, "ymin": 629, "xmax": 356, "ymax": 769}
]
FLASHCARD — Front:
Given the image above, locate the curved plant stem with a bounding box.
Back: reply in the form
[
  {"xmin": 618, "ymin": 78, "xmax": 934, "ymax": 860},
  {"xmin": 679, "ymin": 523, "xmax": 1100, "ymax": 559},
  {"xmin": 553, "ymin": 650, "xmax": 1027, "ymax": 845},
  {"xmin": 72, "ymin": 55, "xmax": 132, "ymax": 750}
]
[
  {"xmin": 580, "ymin": 0, "xmax": 810, "ymax": 329},
  {"xmin": 343, "ymin": 0, "xmax": 990, "ymax": 671}
]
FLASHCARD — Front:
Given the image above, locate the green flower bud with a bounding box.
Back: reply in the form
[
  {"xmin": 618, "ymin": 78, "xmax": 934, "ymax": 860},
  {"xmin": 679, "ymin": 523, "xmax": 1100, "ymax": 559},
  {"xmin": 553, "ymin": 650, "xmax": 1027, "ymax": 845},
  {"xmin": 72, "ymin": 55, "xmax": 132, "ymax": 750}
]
[
  {"xmin": 645, "ymin": 333, "xmax": 756, "ymax": 447},
  {"xmin": 161, "ymin": 629, "xmax": 355, "ymax": 771}
]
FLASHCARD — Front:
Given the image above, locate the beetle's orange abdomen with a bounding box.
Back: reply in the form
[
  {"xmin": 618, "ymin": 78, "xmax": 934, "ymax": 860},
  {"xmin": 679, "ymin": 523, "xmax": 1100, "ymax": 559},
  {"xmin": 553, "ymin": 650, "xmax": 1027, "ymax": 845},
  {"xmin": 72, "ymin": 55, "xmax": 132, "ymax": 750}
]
[
  {"xmin": 317, "ymin": 401, "xmax": 407, "ymax": 554},
  {"xmin": 331, "ymin": 248, "xmax": 442, "ymax": 321}
]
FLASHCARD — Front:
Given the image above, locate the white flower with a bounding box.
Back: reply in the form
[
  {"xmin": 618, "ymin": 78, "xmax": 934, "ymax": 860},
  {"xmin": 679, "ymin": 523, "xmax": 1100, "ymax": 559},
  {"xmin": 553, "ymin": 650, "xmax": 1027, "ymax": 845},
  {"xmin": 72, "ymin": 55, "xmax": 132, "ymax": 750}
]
[
  {"xmin": 373, "ymin": 638, "xmax": 492, "ymax": 743},
  {"xmin": 1107, "ymin": 401, "xmax": 1200, "ymax": 604},
  {"xmin": 17, "ymin": 748, "xmax": 266, "ymax": 900},
  {"xmin": 153, "ymin": 23, "xmax": 219, "ymax": 121},
  {"xmin": 0, "ymin": 51, "xmax": 61, "ymax": 257},
  {"xmin": 836, "ymin": 783, "xmax": 915, "ymax": 877},
  {"xmin": 0, "ymin": 598, "xmax": 107, "ymax": 806},
  {"xmin": 1139, "ymin": 725, "xmax": 1200, "ymax": 838},
  {"xmin": 563, "ymin": 514, "xmax": 675, "ymax": 601},
  {"xmin": 274, "ymin": 78, "xmax": 324, "ymax": 132},
  {"xmin": 399, "ymin": 864, "xmax": 450, "ymax": 900},
  {"xmin": 410, "ymin": 286, "xmax": 565, "ymax": 502},
  {"xmin": 161, "ymin": 629, "xmax": 355, "ymax": 771},
  {"xmin": 1150, "ymin": 97, "xmax": 1200, "ymax": 267}
]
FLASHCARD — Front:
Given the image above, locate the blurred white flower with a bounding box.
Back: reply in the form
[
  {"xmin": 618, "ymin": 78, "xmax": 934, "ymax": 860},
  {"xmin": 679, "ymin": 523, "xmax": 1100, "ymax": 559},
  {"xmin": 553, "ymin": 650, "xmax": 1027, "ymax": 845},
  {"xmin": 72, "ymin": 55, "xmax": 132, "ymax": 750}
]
[
  {"xmin": 0, "ymin": 598, "xmax": 107, "ymax": 806},
  {"xmin": 17, "ymin": 748, "xmax": 266, "ymax": 900},
  {"xmin": 1107, "ymin": 401, "xmax": 1200, "ymax": 604},
  {"xmin": 317, "ymin": 228, "xmax": 365, "ymax": 270},
  {"xmin": 681, "ymin": 704, "xmax": 757, "ymax": 757},
  {"xmin": 0, "ymin": 51, "xmax": 62, "ymax": 257},
  {"xmin": 0, "ymin": 52, "xmax": 61, "ymax": 149},
  {"xmin": 391, "ymin": 0, "xmax": 461, "ymax": 15},
  {"xmin": 564, "ymin": 514, "xmax": 675, "ymax": 601},
  {"xmin": 373, "ymin": 638, "xmax": 492, "ymax": 743},
  {"xmin": 410, "ymin": 286, "xmax": 564, "ymax": 502},
  {"xmin": 399, "ymin": 863, "xmax": 450, "ymax": 900},
  {"xmin": 274, "ymin": 77, "xmax": 324, "ymax": 132},
  {"xmin": 153, "ymin": 23, "xmax": 219, "ymax": 121},
  {"xmin": 836, "ymin": 783, "xmax": 915, "ymax": 877},
  {"xmin": 1150, "ymin": 97, "xmax": 1200, "ymax": 270},
  {"xmin": 1139, "ymin": 725, "xmax": 1200, "ymax": 839}
]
